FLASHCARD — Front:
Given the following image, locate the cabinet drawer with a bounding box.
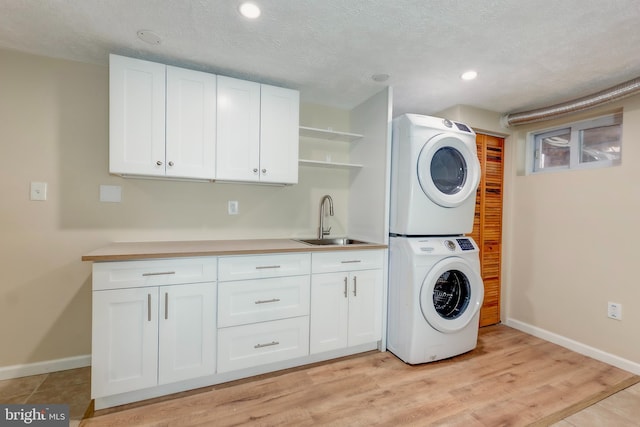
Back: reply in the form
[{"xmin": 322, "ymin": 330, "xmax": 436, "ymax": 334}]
[
  {"xmin": 218, "ymin": 253, "xmax": 310, "ymax": 281},
  {"xmin": 218, "ymin": 276, "xmax": 310, "ymax": 327},
  {"xmin": 311, "ymin": 250, "xmax": 384, "ymax": 274},
  {"xmin": 217, "ymin": 316, "xmax": 309, "ymax": 373},
  {"xmin": 93, "ymin": 257, "xmax": 217, "ymax": 291}
]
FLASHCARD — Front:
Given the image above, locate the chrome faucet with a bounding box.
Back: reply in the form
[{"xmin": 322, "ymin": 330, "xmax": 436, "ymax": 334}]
[{"xmin": 318, "ymin": 195, "xmax": 334, "ymax": 238}]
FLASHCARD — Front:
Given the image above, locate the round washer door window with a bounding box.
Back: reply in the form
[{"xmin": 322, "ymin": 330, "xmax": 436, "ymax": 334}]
[
  {"xmin": 420, "ymin": 257, "xmax": 484, "ymax": 333},
  {"xmin": 417, "ymin": 134, "xmax": 480, "ymax": 208}
]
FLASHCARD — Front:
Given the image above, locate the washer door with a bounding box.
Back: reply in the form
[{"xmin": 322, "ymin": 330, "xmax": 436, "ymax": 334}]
[
  {"xmin": 419, "ymin": 257, "xmax": 484, "ymax": 333},
  {"xmin": 417, "ymin": 134, "xmax": 480, "ymax": 208}
]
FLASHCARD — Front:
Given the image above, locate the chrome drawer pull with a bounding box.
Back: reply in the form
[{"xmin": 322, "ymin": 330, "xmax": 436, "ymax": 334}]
[
  {"xmin": 340, "ymin": 260, "xmax": 362, "ymax": 264},
  {"xmin": 255, "ymin": 265, "xmax": 281, "ymax": 270},
  {"xmin": 254, "ymin": 341, "xmax": 279, "ymax": 349},
  {"xmin": 255, "ymin": 298, "xmax": 281, "ymax": 305},
  {"xmin": 142, "ymin": 271, "xmax": 176, "ymax": 277}
]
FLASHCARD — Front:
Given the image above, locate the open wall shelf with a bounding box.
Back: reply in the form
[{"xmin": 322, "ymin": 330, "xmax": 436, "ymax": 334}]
[
  {"xmin": 298, "ymin": 159, "xmax": 363, "ymax": 169},
  {"xmin": 299, "ymin": 126, "xmax": 363, "ymax": 142}
]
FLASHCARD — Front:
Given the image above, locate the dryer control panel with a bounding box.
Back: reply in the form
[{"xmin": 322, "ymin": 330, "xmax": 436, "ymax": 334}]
[{"xmin": 456, "ymin": 238, "xmax": 476, "ymax": 251}]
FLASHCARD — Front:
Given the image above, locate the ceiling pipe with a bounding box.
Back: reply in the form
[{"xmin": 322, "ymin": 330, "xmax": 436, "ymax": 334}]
[{"xmin": 500, "ymin": 76, "xmax": 640, "ymax": 127}]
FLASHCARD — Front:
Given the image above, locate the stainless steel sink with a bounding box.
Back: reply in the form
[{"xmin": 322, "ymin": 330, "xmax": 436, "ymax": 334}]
[{"xmin": 295, "ymin": 237, "xmax": 369, "ymax": 246}]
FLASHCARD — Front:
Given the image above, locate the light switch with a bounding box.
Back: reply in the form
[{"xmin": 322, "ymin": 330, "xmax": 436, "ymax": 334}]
[
  {"xmin": 30, "ymin": 182, "xmax": 47, "ymax": 201},
  {"xmin": 100, "ymin": 185, "xmax": 122, "ymax": 203},
  {"xmin": 228, "ymin": 200, "xmax": 239, "ymax": 215}
]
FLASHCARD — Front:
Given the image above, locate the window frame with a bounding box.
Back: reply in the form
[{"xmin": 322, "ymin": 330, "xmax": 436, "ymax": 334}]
[{"xmin": 527, "ymin": 112, "xmax": 622, "ymax": 175}]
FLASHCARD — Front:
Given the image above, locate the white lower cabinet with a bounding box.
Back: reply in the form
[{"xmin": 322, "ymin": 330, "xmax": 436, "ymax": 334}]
[
  {"xmin": 310, "ymin": 250, "xmax": 384, "ymax": 354},
  {"xmin": 91, "ymin": 258, "xmax": 217, "ymax": 399},
  {"xmin": 217, "ymin": 316, "xmax": 309, "ymax": 373},
  {"xmin": 92, "ymin": 287, "xmax": 159, "ymax": 397},
  {"xmin": 90, "ymin": 249, "xmax": 384, "ymax": 408},
  {"xmin": 158, "ymin": 283, "xmax": 217, "ymax": 384},
  {"xmin": 217, "ymin": 253, "xmax": 311, "ymax": 373}
]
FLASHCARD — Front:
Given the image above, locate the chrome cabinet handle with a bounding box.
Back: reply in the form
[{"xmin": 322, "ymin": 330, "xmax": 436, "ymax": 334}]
[
  {"xmin": 262, "ymin": 168, "xmax": 267, "ymax": 173},
  {"xmin": 253, "ymin": 168, "xmax": 258, "ymax": 173},
  {"xmin": 142, "ymin": 271, "xmax": 176, "ymax": 277},
  {"xmin": 344, "ymin": 277, "xmax": 348, "ymax": 298},
  {"xmin": 168, "ymin": 161, "xmax": 174, "ymax": 167},
  {"xmin": 156, "ymin": 160, "xmax": 163, "ymax": 166},
  {"xmin": 255, "ymin": 265, "xmax": 280, "ymax": 270},
  {"xmin": 164, "ymin": 292, "xmax": 168, "ymax": 320},
  {"xmin": 255, "ymin": 298, "xmax": 281, "ymax": 305},
  {"xmin": 353, "ymin": 276, "xmax": 357, "ymax": 297},
  {"xmin": 147, "ymin": 293, "xmax": 152, "ymax": 322},
  {"xmin": 254, "ymin": 341, "xmax": 279, "ymax": 349},
  {"xmin": 340, "ymin": 260, "xmax": 362, "ymax": 264}
]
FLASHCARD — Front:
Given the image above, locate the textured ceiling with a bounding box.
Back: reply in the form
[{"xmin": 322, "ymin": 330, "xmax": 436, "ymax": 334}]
[{"xmin": 1, "ymin": 0, "xmax": 640, "ymax": 117}]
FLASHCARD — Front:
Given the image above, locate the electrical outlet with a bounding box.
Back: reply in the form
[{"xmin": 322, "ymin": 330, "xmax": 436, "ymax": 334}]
[
  {"xmin": 30, "ymin": 182, "xmax": 47, "ymax": 201},
  {"xmin": 228, "ymin": 200, "xmax": 239, "ymax": 215},
  {"xmin": 607, "ymin": 302, "xmax": 622, "ymax": 320}
]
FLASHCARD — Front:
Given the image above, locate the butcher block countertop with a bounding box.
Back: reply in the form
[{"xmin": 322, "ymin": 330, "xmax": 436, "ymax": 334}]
[{"xmin": 82, "ymin": 238, "xmax": 388, "ymax": 262}]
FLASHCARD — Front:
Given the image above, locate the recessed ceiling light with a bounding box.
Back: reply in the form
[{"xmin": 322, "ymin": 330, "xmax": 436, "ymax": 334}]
[
  {"xmin": 239, "ymin": 2, "xmax": 261, "ymax": 19},
  {"xmin": 137, "ymin": 30, "xmax": 162, "ymax": 45},
  {"xmin": 461, "ymin": 70, "xmax": 478, "ymax": 81}
]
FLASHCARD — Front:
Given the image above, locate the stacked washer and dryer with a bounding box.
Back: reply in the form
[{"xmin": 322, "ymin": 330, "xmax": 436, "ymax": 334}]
[{"xmin": 387, "ymin": 114, "xmax": 485, "ymax": 364}]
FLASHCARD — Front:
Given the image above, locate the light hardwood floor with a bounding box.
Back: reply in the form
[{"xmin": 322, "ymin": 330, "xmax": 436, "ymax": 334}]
[
  {"xmin": 79, "ymin": 325, "xmax": 638, "ymax": 426},
  {"xmin": 1, "ymin": 325, "xmax": 638, "ymax": 426}
]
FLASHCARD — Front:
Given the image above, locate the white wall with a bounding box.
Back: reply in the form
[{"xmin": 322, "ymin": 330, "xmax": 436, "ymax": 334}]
[
  {"xmin": 435, "ymin": 100, "xmax": 640, "ymax": 370},
  {"xmin": 0, "ymin": 48, "xmax": 353, "ymax": 370},
  {"xmin": 503, "ymin": 97, "xmax": 640, "ymax": 366}
]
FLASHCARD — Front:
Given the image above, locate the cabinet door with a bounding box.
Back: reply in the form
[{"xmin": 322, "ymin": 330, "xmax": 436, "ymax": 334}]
[
  {"xmin": 347, "ymin": 270, "xmax": 383, "ymax": 347},
  {"xmin": 92, "ymin": 287, "xmax": 158, "ymax": 398},
  {"xmin": 309, "ymin": 272, "xmax": 349, "ymax": 354},
  {"xmin": 109, "ymin": 54, "xmax": 166, "ymax": 176},
  {"xmin": 216, "ymin": 76, "xmax": 260, "ymax": 181},
  {"xmin": 166, "ymin": 66, "xmax": 217, "ymax": 180},
  {"xmin": 158, "ymin": 282, "xmax": 217, "ymax": 384},
  {"xmin": 259, "ymin": 84, "xmax": 300, "ymax": 184}
]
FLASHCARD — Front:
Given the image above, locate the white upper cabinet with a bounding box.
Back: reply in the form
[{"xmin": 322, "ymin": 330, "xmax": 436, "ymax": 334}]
[
  {"xmin": 260, "ymin": 84, "xmax": 300, "ymax": 184},
  {"xmin": 216, "ymin": 76, "xmax": 299, "ymax": 184},
  {"xmin": 109, "ymin": 55, "xmax": 166, "ymax": 177},
  {"xmin": 216, "ymin": 76, "xmax": 261, "ymax": 182},
  {"xmin": 165, "ymin": 66, "xmax": 217, "ymax": 179},
  {"xmin": 109, "ymin": 54, "xmax": 217, "ymax": 180}
]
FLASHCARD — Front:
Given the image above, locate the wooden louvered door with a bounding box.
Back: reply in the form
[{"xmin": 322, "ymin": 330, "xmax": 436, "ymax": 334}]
[{"xmin": 469, "ymin": 133, "xmax": 504, "ymax": 327}]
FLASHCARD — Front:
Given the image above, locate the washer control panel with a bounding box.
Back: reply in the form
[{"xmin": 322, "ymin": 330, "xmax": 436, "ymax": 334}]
[
  {"xmin": 402, "ymin": 236, "xmax": 479, "ymax": 254},
  {"xmin": 444, "ymin": 240, "xmax": 457, "ymax": 251}
]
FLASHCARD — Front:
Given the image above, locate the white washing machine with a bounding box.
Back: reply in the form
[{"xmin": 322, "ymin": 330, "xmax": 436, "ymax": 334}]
[
  {"xmin": 390, "ymin": 114, "xmax": 480, "ymax": 236},
  {"xmin": 387, "ymin": 236, "xmax": 484, "ymax": 364}
]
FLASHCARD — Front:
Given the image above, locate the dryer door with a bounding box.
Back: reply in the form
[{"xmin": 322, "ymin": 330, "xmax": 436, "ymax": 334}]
[
  {"xmin": 419, "ymin": 257, "xmax": 484, "ymax": 333},
  {"xmin": 417, "ymin": 134, "xmax": 480, "ymax": 208}
]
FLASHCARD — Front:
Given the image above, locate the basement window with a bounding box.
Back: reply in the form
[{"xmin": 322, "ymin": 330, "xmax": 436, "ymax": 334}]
[{"xmin": 529, "ymin": 113, "xmax": 622, "ymax": 173}]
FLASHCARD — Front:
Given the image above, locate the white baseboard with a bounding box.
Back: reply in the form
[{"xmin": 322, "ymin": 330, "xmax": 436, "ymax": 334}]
[
  {"xmin": 0, "ymin": 355, "xmax": 91, "ymax": 381},
  {"xmin": 505, "ymin": 318, "xmax": 640, "ymax": 376}
]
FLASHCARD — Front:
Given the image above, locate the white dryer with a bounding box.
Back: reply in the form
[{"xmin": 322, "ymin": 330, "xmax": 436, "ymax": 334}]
[
  {"xmin": 390, "ymin": 114, "xmax": 480, "ymax": 236},
  {"xmin": 387, "ymin": 236, "xmax": 484, "ymax": 364}
]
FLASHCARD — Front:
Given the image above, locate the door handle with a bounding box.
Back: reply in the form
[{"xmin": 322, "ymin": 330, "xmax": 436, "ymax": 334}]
[{"xmin": 164, "ymin": 292, "xmax": 168, "ymax": 320}]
